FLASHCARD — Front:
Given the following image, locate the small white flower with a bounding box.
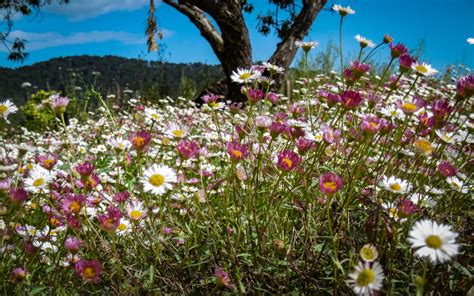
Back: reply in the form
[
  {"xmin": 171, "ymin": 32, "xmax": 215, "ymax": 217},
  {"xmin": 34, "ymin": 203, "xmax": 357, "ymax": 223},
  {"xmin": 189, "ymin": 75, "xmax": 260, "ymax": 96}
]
[
  {"xmin": 332, "ymin": 4, "xmax": 355, "ymax": 16},
  {"xmin": 380, "ymin": 176, "xmax": 411, "ymax": 194},
  {"xmin": 295, "ymin": 40, "xmax": 319, "ymax": 53},
  {"xmin": 0, "ymin": 99, "xmax": 19, "ymax": 123},
  {"xmin": 230, "ymin": 68, "xmax": 261, "ymax": 84},
  {"xmin": 408, "ymin": 219, "xmax": 459, "ymax": 264},
  {"xmin": 107, "ymin": 137, "xmax": 131, "ymax": 151},
  {"xmin": 408, "ymin": 193, "xmax": 436, "ymax": 208},
  {"xmin": 348, "ymin": 261, "xmax": 384, "ymax": 295},
  {"xmin": 262, "ymin": 62, "xmax": 284, "ymax": 74},
  {"xmin": 467, "ymin": 37, "xmax": 474, "ymax": 45},
  {"xmin": 144, "ymin": 107, "xmax": 162, "ymax": 123},
  {"xmin": 446, "ymin": 176, "xmax": 469, "ymax": 193},
  {"xmin": 165, "ymin": 123, "xmax": 189, "ymax": 138},
  {"xmin": 116, "ymin": 218, "xmax": 133, "ymax": 236},
  {"xmin": 141, "ymin": 164, "xmax": 177, "ymax": 195},
  {"xmin": 411, "ymin": 62, "xmax": 438, "ymax": 77},
  {"xmin": 355, "ymin": 34, "xmax": 375, "ymax": 48},
  {"xmin": 380, "ymin": 105, "xmax": 406, "ymax": 120}
]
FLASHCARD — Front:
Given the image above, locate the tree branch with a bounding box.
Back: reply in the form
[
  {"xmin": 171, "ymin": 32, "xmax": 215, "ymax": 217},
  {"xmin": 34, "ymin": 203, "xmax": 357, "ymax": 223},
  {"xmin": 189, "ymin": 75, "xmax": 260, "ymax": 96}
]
[
  {"xmin": 163, "ymin": 0, "xmax": 224, "ymax": 56},
  {"xmin": 268, "ymin": 0, "xmax": 328, "ymax": 69}
]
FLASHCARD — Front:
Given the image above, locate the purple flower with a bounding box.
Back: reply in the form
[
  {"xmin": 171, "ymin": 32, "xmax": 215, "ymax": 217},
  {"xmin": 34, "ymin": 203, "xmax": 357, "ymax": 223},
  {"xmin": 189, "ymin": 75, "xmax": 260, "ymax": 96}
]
[
  {"xmin": 114, "ymin": 191, "xmax": 130, "ymax": 203},
  {"xmin": 10, "ymin": 267, "xmax": 28, "ymax": 283},
  {"xmin": 269, "ymin": 121, "xmax": 286, "ymax": 138},
  {"xmin": 245, "ymin": 88, "xmax": 265, "ymax": 103},
  {"xmin": 361, "ymin": 115, "xmax": 381, "ymax": 134},
  {"xmin": 51, "ymin": 94, "xmax": 70, "ymax": 113},
  {"xmin": 344, "ymin": 61, "xmax": 371, "ymax": 84},
  {"xmin": 214, "ymin": 267, "xmax": 233, "ymax": 288},
  {"xmin": 296, "ymin": 138, "xmax": 315, "ymax": 154},
  {"xmin": 35, "ymin": 153, "xmax": 58, "ymax": 170},
  {"xmin": 431, "ymin": 99, "xmax": 452, "ymax": 121},
  {"xmin": 129, "ymin": 130, "xmax": 152, "ymax": 152},
  {"xmin": 397, "ymin": 198, "xmax": 417, "ymax": 217},
  {"xmin": 319, "ymin": 172, "xmax": 343, "ymax": 195},
  {"xmin": 98, "ymin": 206, "xmax": 123, "ymax": 232},
  {"xmin": 265, "ymin": 92, "xmax": 279, "ymax": 104},
  {"xmin": 276, "ymin": 150, "xmax": 300, "ymax": 171},
  {"xmin": 61, "ymin": 193, "xmax": 86, "ymax": 214},
  {"xmin": 0, "ymin": 177, "xmax": 11, "ymax": 191},
  {"xmin": 201, "ymin": 93, "xmax": 221, "ymax": 104}
]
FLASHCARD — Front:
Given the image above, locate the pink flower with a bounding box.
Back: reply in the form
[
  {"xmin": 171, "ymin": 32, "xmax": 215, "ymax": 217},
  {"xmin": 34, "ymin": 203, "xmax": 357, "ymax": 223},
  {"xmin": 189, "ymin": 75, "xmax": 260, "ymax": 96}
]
[
  {"xmin": 344, "ymin": 61, "xmax": 371, "ymax": 84},
  {"xmin": 245, "ymin": 88, "xmax": 265, "ymax": 103},
  {"xmin": 61, "ymin": 193, "xmax": 86, "ymax": 214},
  {"xmin": 226, "ymin": 141, "xmax": 249, "ymax": 161},
  {"xmin": 177, "ymin": 140, "xmax": 200, "ymax": 159},
  {"xmin": 265, "ymin": 92, "xmax": 279, "ymax": 104},
  {"xmin": 340, "ymin": 90, "xmax": 362, "ymax": 109},
  {"xmin": 438, "ymin": 161, "xmax": 457, "ymax": 177},
  {"xmin": 64, "ymin": 236, "xmax": 83, "ymax": 253},
  {"xmin": 269, "ymin": 121, "xmax": 286, "ymax": 138},
  {"xmin": 319, "ymin": 172, "xmax": 343, "ymax": 195},
  {"xmin": 431, "ymin": 99, "xmax": 452, "ymax": 122},
  {"xmin": 456, "ymin": 75, "xmax": 474, "ymax": 98},
  {"xmin": 215, "ymin": 267, "xmax": 233, "ymax": 288},
  {"xmin": 129, "ymin": 130, "xmax": 152, "ymax": 152},
  {"xmin": 51, "ymin": 95, "xmax": 70, "ymax": 113},
  {"xmin": 10, "ymin": 267, "xmax": 28, "ymax": 283},
  {"xmin": 201, "ymin": 93, "xmax": 221, "ymax": 104},
  {"xmin": 75, "ymin": 259, "xmax": 102, "ymax": 283},
  {"xmin": 361, "ymin": 115, "xmax": 381, "ymax": 134},
  {"xmin": 399, "ymin": 54, "xmax": 415, "ymax": 72},
  {"xmin": 397, "ymin": 198, "xmax": 417, "ymax": 217},
  {"xmin": 276, "ymin": 150, "xmax": 300, "ymax": 171},
  {"xmin": 296, "ymin": 138, "xmax": 315, "ymax": 154},
  {"xmin": 35, "ymin": 154, "xmax": 58, "ymax": 170},
  {"xmin": 75, "ymin": 161, "xmax": 95, "ymax": 178},
  {"xmin": 98, "ymin": 206, "xmax": 123, "ymax": 232},
  {"xmin": 389, "ymin": 42, "xmax": 408, "ymax": 58},
  {"xmin": 9, "ymin": 187, "xmax": 29, "ymax": 203},
  {"xmin": 114, "ymin": 191, "xmax": 130, "ymax": 203}
]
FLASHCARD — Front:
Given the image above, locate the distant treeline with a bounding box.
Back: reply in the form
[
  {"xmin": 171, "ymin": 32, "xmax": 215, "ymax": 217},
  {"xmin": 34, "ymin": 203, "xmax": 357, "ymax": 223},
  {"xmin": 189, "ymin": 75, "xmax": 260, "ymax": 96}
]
[{"xmin": 0, "ymin": 55, "xmax": 224, "ymax": 105}]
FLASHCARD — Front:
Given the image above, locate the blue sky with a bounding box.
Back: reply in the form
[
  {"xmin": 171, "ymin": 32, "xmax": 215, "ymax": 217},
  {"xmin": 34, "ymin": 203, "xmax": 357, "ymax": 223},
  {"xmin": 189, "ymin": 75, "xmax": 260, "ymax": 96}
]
[{"xmin": 0, "ymin": 0, "xmax": 473, "ymax": 70}]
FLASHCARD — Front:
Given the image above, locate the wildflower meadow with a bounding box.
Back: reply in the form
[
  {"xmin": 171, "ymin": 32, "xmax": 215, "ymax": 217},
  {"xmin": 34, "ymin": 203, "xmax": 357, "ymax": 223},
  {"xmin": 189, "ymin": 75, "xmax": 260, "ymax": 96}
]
[{"xmin": 0, "ymin": 4, "xmax": 473, "ymax": 295}]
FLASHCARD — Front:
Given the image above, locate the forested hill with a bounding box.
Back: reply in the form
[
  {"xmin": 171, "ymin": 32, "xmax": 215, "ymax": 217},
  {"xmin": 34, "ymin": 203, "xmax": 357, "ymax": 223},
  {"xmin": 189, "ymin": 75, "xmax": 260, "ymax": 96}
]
[{"xmin": 0, "ymin": 55, "xmax": 224, "ymax": 105}]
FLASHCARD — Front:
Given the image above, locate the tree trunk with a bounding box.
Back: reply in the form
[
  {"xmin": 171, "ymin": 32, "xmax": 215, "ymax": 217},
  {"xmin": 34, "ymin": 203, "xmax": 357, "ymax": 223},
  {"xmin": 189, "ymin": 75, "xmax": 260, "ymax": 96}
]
[{"xmin": 164, "ymin": 0, "xmax": 328, "ymax": 103}]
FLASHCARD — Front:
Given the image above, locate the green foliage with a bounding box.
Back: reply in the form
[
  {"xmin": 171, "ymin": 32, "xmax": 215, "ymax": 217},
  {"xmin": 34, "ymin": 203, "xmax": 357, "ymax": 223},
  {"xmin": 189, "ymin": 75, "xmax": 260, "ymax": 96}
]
[{"xmin": 20, "ymin": 90, "xmax": 56, "ymax": 132}]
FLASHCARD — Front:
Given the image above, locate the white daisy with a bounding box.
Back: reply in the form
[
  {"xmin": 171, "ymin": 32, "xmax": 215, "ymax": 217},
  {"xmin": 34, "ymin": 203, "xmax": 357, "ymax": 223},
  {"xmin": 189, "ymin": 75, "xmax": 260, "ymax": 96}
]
[
  {"xmin": 230, "ymin": 68, "xmax": 261, "ymax": 84},
  {"xmin": 355, "ymin": 34, "xmax": 375, "ymax": 48},
  {"xmin": 144, "ymin": 107, "xmax": 162, "ymax": 123},
  {"xmin": 116, "ymin": 218, "xmax": 133, "ymax": 236},
  {"xmin": 408, "ymin": 193, "xmax": 436, "ymax": 208},
  {"xmin": 332, "ymin": 4, "xmax": 355, "ymax": 16},
  {"xmin": 380, "ymin": 176, "xmax": 411, "ymax": 194},
  {"xmin": 107, "ymin": 136, "xmax": 131, "ymax": 151},
  {"xmin": 467, "ymin": 37, "xmax": 474, "ymax": 45},
  {"xmin": 262, "ymin": 62, "xmax": 284, "ymax": 74},
  {"xmin": 446, "ymin": 176, "xmax": 469, "ymax": 193},
  {"xmin": 348, "ymin": 261, "xmax": 384, "ymax": 295},
  {"xmin": 0, "ymin": 99, "xmax": 19, "ymax": 123},
  {"xmin": 165, "ymin": 123, "xmax": 189, "ymax": 138},
  {"xmin": 408, "ymin": 219, "xmax": 459, "ymax": 264},
  {"xmin": 141, "ymin": 164, "xmax": 177, "ymax": 195},
  {"xmin": 380, "ymin": 105, "xmax": 406, "ymax": 120},
  {"xmin": 359, "ymin": 244, "xmax": 378, "ymax": 263},
  {"xmin": 295, "ymin": 40, "xmax": 319, "ymax": 53},
  {"xmin": 411, "ymin": 62, "xmax": 438, "ymax": 77},
  {"xmin": 24, "ymin": 166, "xmax": 54, "ymax": 193},
  {"xmin": 126, "ymin": 200, "xmax": 148, "ymax": 221}
]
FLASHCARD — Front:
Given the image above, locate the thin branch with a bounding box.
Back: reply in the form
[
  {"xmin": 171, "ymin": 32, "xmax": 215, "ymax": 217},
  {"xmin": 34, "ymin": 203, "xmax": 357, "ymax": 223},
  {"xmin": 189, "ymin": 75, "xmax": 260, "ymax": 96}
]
[{"xmin": 163, "ymin": 0, "xmax": 224, "ymax": 55}]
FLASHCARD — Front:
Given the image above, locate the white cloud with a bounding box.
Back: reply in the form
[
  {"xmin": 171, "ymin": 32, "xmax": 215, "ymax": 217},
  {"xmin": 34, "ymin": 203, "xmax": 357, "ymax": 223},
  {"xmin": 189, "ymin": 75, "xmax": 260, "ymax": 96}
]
[
  {"xmin": 3, "ymin": 30, "xmax": 147, "ymax": 51},
  {"xmin": 45, "ymin": 0, "xmax": 152, "ymax": 21}
]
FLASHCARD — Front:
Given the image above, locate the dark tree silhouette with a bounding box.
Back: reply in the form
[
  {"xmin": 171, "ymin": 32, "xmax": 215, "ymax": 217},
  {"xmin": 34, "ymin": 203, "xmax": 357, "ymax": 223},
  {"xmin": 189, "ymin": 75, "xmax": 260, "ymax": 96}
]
[
  {"xmin": 0, "ymin": 0, "xmax": 70, "ymax": 62},
  {"xmin": 148, "ymin": 0, "xmax": 329, "ymax": 102}
]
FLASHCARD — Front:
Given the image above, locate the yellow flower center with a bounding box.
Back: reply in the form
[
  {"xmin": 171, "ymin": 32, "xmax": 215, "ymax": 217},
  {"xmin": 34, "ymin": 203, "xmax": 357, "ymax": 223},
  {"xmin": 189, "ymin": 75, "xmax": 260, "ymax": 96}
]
[
  {"xmin": 33, "ymin": 178, "xmax": 45, "ymax": 187},
  {"xmin": 133, "ymin": 137, "xmax": 146, "ymax": 148},
  {"xmin": 151, "ymin": 114, "xmax": 159, "ymax": 120},
  {"xmin": 149, "ymin": 174, "xmax": 165, "ymax": 187},
  {"xmin": 69, "ymin": 201, "xmax": 81, "ymax": 213},
  {"xmin": 324, "ymin": 181, "xmax": 337, "ymax": 191},
  {"xmin": 401, "ymin": 102, "xmax": 417, "ymax": 112},
  {"xmin": 356, "ymin": 269, "xmax": 375, "ymax": 287},
  {"xmin": 415, "ymin": 65, "xmax": 428, "ymax": 73},
  {"xmin": 43, "ymin": 159, "xmax": 55, "ymax": 168},
  {"xmin": 118, "ymin": 223, "xmax": 127, "ymax": 231},
  {"xmin": 369, "ymin": 122, "xmax": 379, "ymax": 129},
  {"xmin": 239, "ymin": 73, "xmax": 252, "ymax": 80},
  {"xmin": 360, "ymin": 248, "xmax": 375, "ymax": 261},
  {"xmin": 231, "ymin": 149, "xmax": 243, "ymax": 158},
  {"xmin": 425, "ymin": 235, "xmax": 443, "ymax": 249},
  {"xmin": 50, "ymin": 218, "xmax": 60, "ymax": 226},
  {"xmin": 0, "ymin": 105, "xmax": 7, "ymax": 114},
  {"xmin": 83, "ymin": 267, "xmax": 96, "ymax": 279},
  {"xmin": 172, "ymin": 129, "xmax": 184, "ymax": 137},
  {"xmin": 414, "ymin": 139, "xmax": 432, "ymax": 155},
  {"xmin": 282, "ymin": 158, "xmax": 293, "ymax": 168},
  {"xmin": 130, "ymin": 210, "xmax": 143, "ymax": 220},
  {"xmin": 390, "ymin": 183, "xmax": 401, "ymax": 191}
]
